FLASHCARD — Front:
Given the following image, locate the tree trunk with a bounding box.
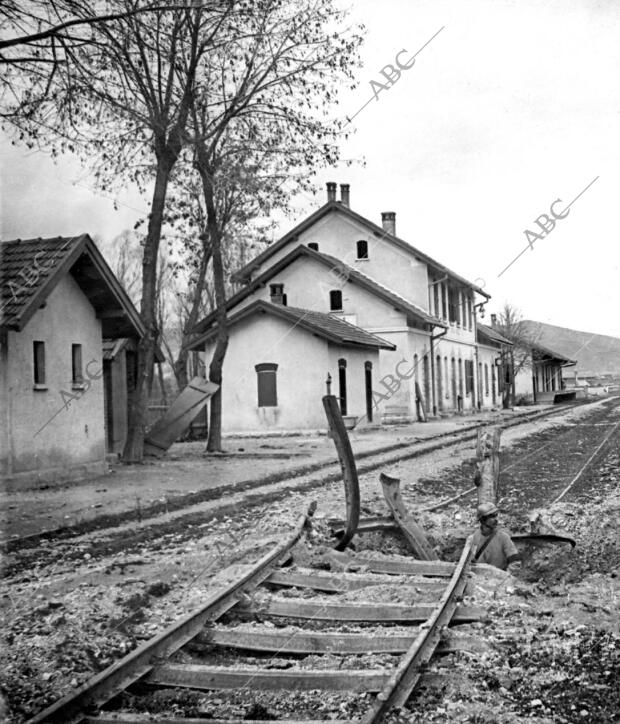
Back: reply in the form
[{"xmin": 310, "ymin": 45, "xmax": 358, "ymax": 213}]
[
  {"xmin": 474, "ymin": 425, "xmax": 501, "ymax": 506},
  {"xmin": 122, "ymin": 154, "xmax": 173, "ymax": 462},
  {"xmin": 173, "ymin": 238, "xmax": 212, "ymax": 393},
  {"xmin": 197, "ymin": 162, "xmax": 228, "ymax": 453}
]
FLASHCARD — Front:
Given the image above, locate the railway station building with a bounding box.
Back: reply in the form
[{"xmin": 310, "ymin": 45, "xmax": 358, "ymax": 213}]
[{"xmin": 190, "ymin": 183, "xmax": 502, "ymax": 433}]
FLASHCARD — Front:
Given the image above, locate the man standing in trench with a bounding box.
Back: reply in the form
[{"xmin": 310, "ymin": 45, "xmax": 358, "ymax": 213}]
[{"xmin": 473, "ymin": 502, "xmax": 521, "ymax": 571}]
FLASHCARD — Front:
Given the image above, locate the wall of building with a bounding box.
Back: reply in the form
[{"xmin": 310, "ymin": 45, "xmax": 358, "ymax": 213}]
[
  {"xmin": 203, "ymin": 312, "xmax": 381, "ymax": 432},
  {"xmin": 237, "ymin": 256, "xmax": 409, "ymax": 331},
  {"xmin": 1, "ymin": 274, "xmax": 106, "ymax": 486},
  {"xmin": 477, "ymin": 344, "xmax": 502, "ymax": 408},
  {"xmin": 250, "ymin": 209, "xmax": 430, "ymax": 310},
  {"xmin": 0, "ymin": 328, "xmax": 9, "ymax": 476}
]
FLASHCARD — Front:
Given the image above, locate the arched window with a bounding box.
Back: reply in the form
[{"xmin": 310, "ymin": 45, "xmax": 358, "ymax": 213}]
[
  {"xmin": 308, "ymin": 242, "xmax": 319, "ymax": 251},
  {"xmin": 356, "ymin": 240, "xmax": 368, "ymax": 259},
  {"xmin": 329, "ymin": 289, "xmax": 343, "ymax": 311},
  {"xmin": 255, "ymin": 363, "xmax": 278, "ymax": 407}
]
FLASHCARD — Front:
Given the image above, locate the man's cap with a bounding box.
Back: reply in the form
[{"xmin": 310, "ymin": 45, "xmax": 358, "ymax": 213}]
[{"xmin": 477, "ymin": 502, "xmax": 498, "ymax": 519}]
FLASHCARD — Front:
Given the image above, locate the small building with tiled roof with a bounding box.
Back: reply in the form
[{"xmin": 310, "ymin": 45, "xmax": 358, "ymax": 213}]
[
  {"xmin": 0, "ymin": 234, "xmax": 147, "ymax": 486},
  {"xmin": 188, "ymin": 299, "xmax": 395, "ymax": 431}
]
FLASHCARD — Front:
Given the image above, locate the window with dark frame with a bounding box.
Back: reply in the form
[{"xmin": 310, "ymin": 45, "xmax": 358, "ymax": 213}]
[
  {"xmin": 255, "ymin": 363, "xmax": 278, "ymax": 407},
  {"xmin": 33, "ymin": 341, "xmax": 45, "ymax": 385},
  {"xmin": 329, "ymin": 289, "xmax": 343, "ymax": 311},
  {"xmin": 72, "ymin": 344, "xmax": 83, "ymax": 384},
  {"xmin": 356, "ymin": 240, "xmax": 368, "ymax": 259},
  {"xmin": 269, "ymin": 284, "xmax": 287, "ymax": 306}
]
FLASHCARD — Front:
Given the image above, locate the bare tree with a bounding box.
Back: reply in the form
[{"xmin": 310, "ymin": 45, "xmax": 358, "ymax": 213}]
[
  {"xmin": 189, "ymin": 0, "xmax": 363, "ymax": 451},
  {"xmin": 494, "ymin": 303, "xmax": 543, "ymax": 407}
]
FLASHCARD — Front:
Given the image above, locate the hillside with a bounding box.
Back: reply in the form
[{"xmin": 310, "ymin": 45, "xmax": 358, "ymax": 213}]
[{"xmin": 521, "ymin": 320, "xmax": 620, "ymax": 377}]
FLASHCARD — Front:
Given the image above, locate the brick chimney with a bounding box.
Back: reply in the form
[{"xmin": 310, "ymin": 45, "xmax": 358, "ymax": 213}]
[
  {"xmin": 326, "ymin": 182, "xmax": 337, "ymax": 203},
  {"xmin": 490, "ymin": 313, "xmax": 497, "ymax": 327},
  {"xmin": 381, "ymin": 211, "xmax": 396, "ymax": 236},
  {"xmin": 340, "ymin": 184, "xmax": 350, "ymax": 208}
]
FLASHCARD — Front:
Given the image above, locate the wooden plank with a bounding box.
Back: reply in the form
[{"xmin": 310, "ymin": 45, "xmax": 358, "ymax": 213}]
[
  {"xmin": 194, "ymin": 628, "xmax": 489, "ymax": 656},
  {"xmin": 195, "ymin": 627, "xmax": 419, "ymax": 654},
  {"xmin": 474, "ymin": 425, "xmax": 501, "ymax": 505},
  {"xmin": 147, "ymin": 664, "xmax": 389, "ymax": 692},
  {"xmin": 325, "ymin": 551, "xmax": 457, "ymax": 577},
  {"xmin": 380, "ymin": 473, "xmax": 437, "ymax": 560},
  {"xmin": 144, "ymin": 377, "xmax": 218, "ymax": 456},
  {"xmin": 235, "ymin": 597, "xmax": 483, "ymax": 623},
  {"xmin": 87, "ymin": 717, "xmax": 353, "ymax": 724},
  {"xmin": 328, "ymin": 516, "xmax": 398, "ymax": 535},
  {"xmin": 266, "ymin": 568, "xmax": 447, "ymax": 594}
]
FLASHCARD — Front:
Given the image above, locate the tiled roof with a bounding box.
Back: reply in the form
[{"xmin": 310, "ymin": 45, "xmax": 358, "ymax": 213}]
[
  {"xmin": 477, "ymin": 323, "xmax": 513, "ymax": 346},
  {"xmin": 230, "ymin": 201, "xmax": 489, "ymax": 298},
  {"xmin": 0, "ymin": 235, "xmax": 86, "ymax": 328},
  {"xmin": 188, "ymin": 299, "xmax": 396, "ymax": 351},
  {"xmin": 0, "ymin": 234, "xmax": 145, "ymax": 339}
]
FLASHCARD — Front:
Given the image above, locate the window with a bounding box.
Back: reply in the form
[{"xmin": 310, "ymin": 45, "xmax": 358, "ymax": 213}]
[
  {"xmin": 365, "ymin": 361, "xmax": 373, "ymax": 423},
  {"xmin": 255, "ymin": 363, "xmax": 278, "ymax": 407},
  {"xmin": 33, "ymin": 341, "xmax": 45, "ymax": 386},
  {"xmin": 465, "ymin": 359, "xmax": 474, "ymax": 395},
  {"xmin": 484, "ymin": 363, "xmax": 489, "ymax": 396},
  {"xmin": 269, "ymin": 284, "xmax": 287, "ymax": 306},
  {"xmin": 329, "ymin": 290, "xmax": 343, "ymax": 311},
  {"xmin": 458, "ymin": 358, "xmax": 464, "ymax": 397},
  {"xmin": 441, "ymin": 283, "xmax": 447, "ymax": 319},
  {"xmin": 433, "ymin": 282, "xmax": 439, "ymax": 317},
  {"xmin": 338, "ymin": 358, "xmax": 347, "ymax": 415},
  {"xmin": 448, "ymin": 286, "xmax": 458, "ymax": 323},
  {"xmin": 356, "ymin": 240, "xmax": 368, "ymax": 259},
  {"xmin": 308, "ymin": 242, "xmax": 319, "ymax": 251},
  {"xmin": 72, "ymin": 344, "xmax": 83, "ymax": 384}
]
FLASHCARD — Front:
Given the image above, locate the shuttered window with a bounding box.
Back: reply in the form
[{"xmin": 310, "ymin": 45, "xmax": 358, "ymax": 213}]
[
  {"xmin": 256, "ymin": 363, "xmax": 278, "ymax": 407},
  {"xmin": 72, "ymin": 344, "xmax": 83, "ymax": 383}
]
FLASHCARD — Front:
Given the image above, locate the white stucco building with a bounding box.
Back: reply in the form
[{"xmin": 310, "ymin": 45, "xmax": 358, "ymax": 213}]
[
  {"xmin": 190, "ymin": 182, "xmax": 505, "ymax": 433},
  {"xmin": 0, "ymin": 234, "xmax": 146, "ymax": 488}
]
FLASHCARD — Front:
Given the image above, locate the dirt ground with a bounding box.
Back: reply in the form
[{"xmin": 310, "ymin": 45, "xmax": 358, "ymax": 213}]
[
  {"xmin": 1, "ymin": 397, "xmax": 619, "ymax": 723},
  {"xmin": 1, "ymin": 403, "xmax": 555, "ymax": 542}
]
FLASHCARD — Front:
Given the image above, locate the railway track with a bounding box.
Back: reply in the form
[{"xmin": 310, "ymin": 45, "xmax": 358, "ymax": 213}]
[
  {"xmin": 28, "ymin": 505, "xmax": 484, "ymax": 723},
  {"xmin": 2, "ymin": 398, "xmax": 592, "ymax": 553}
]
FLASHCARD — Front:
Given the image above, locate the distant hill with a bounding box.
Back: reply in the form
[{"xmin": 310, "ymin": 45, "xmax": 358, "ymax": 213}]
[{"xmin": 521, "ymin": 320, "xmax": 620, "ymax": 377}]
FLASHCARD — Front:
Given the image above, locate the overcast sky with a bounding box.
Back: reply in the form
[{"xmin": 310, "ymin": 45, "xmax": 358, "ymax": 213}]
[{"xmin": 1, "ymin": 0, "xmax": 619, "ymax": 337}]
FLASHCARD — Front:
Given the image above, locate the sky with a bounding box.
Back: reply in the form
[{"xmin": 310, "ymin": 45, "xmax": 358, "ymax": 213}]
[{"xmin": 1, "ymin": 0, "xmax": 619, "ymax": 337}]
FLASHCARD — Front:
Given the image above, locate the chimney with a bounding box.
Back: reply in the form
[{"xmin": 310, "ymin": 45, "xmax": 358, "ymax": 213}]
[
  {"xmin": 381, "ymin": 211, "xmax": 396, "ymax": 236},
  {"xmin": 340, "ymin": 184, "xmax": 350, "ymax": 208},
  {"xmin": 326, "ymin": 182, "xmax": 337, "ymax": 203},
  {"xmin": 490, "ymin": 313, "xmax": 497, "ymax": 327}
]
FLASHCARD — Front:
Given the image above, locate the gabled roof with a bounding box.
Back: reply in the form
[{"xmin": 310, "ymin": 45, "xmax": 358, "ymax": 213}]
[
  {"xmin": 0, "ymin": 234, "xmax": 144, "ymax": 338},
  {"xmin": 187, "ymin": 299, "xmax": 397, "ymax": 352},
  {"xmin": 192, "ymin": 245, "xmax": 445, "ymax": 337},
  {"xmin": 477, "ymin": 323, "xmax": 513, "ymax": 347},
  {"xmin": 531, "ymin": 340, "xmax": 576, "ymax": 365},
  {"xmin": 230, "ymin": 201, "xmax": 490, "ymax": 298}
]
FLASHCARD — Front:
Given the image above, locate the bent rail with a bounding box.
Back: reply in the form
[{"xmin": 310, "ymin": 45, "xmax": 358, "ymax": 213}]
[{"xmin": 322, "ymin": 394, "xmax": 360, "ymax": 551}]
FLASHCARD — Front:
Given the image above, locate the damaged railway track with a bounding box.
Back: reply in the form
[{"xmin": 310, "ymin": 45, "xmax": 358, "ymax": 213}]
[
  {"xmin": 2, "ymin": 399, "xmax": 593, "ymax": 554},
  {"xmin": 27, "ymin": 503, "xmax": 485, "ymax": 724}
]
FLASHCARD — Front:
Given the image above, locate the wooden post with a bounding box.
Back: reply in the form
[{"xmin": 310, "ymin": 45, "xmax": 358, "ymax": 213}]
[{"xmin": 474, "ymin": 425, "xmax": 501, "ymax": 506}]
